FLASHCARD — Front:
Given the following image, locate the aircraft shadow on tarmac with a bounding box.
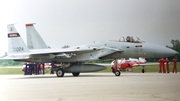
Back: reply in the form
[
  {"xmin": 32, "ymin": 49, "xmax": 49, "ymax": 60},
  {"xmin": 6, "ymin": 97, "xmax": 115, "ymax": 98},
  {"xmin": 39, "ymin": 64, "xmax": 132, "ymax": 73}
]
[
  {"xmin": 10, "ymin": 73, "xmax": 169, "ymax": 79},
  {"xmin": 11, "ymin": 74, "xmax": 117, "ymax": 79}
]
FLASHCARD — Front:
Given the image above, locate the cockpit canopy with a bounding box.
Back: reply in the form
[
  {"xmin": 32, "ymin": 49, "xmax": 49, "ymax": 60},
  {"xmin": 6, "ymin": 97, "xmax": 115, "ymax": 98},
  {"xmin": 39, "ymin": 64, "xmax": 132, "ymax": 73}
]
[{"xmin": 109, "ymin": 36, "xmax": 144, "ymax": 43}]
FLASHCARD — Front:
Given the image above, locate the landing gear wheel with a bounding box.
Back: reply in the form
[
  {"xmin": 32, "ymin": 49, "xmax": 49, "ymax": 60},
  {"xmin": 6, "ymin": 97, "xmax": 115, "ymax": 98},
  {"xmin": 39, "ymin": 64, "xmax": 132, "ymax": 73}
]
[
  {"xmin": 72, "ymin": 72, "xmax": 80, "ymax": 76},
  {"xmin": 142, "ymin": 69, "xmax": 145, "ymax": 73},
  {"xmin": 115, "ymin": 70, "xmax": 121, "ymax": 76},
  {"xmin": 56, "ymin": 68, "xmax": 64, "ymax": 77}
]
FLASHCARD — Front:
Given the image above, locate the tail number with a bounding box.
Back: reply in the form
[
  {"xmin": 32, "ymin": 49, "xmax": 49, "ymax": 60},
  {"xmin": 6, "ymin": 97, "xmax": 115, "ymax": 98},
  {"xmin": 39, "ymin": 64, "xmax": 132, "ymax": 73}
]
[{"xmin": 13, "ymin": 47, "xmax": 24, "ymax": 52}]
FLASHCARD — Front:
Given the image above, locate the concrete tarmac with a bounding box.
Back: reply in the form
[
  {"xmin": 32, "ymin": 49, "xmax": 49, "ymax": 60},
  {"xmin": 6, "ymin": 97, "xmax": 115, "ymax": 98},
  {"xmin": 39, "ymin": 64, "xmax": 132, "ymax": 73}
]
[{"xmin": 0, "ymin": 73, "xmax": 180, "ymax": 101}]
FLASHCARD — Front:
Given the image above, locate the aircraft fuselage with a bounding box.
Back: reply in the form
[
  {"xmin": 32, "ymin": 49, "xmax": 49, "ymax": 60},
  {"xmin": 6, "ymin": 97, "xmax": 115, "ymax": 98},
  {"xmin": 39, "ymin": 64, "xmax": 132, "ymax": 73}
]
[{"xmin": 12, "ymin": 41, "xmax": 177, "ymax": 63}]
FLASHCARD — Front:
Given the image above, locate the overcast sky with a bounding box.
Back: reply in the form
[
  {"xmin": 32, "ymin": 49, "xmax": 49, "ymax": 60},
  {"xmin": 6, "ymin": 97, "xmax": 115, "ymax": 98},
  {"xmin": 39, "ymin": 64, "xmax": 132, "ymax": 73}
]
[{"xmin": 0, "ymin": 0, "xmax": 180, "ymax": 56}]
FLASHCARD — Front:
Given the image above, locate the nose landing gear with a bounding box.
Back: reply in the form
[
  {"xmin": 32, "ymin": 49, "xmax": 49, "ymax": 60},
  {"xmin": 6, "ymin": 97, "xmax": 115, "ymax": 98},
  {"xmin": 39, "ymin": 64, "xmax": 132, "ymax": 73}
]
[{"xmin": 112, "ymin": 59, "xmax": 121, "ymax": 76}]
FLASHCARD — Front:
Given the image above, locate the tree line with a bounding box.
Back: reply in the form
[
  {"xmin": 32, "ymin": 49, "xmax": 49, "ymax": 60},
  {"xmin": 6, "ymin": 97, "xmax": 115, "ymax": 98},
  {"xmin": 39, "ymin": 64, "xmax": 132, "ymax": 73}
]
[
  {"xmin": 0, "ymin": 52, "xmax": 24, "ymax": 66},
  {"xmin": 166, "ymin": 40, "xmax": 180, "ymax": 60}
]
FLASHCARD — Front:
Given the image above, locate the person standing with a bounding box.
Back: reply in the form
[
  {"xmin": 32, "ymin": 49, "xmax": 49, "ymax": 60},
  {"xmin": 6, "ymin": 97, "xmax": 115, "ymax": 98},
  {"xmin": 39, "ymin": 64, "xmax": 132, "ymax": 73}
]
[
  {"xmin": 158, "ymin": 59, "xmax": 162, "ymax": 73},
  {"xmin": 165, "ymin": 58, "xmax": 170, "ymax": 73},
  {"xmin": 37, "ymin": 63, "xmax": 40, "ymax": 75},
  {"xmin": 25, "ymin": 63, "xmax": 29, "ymax": 75},
  {"xmin": 42, "ymin": 63, "xmax": 45, "ymax": 75},
  {"xmin": 50, "ymin": 64, "xmax": 54, "ymax": 74},
  {"xmin": 22, "ymin": 63, "xmax": 26, "ymax": 75},
  {"xmin": 40, "ymin": 63, "xmax": 43, "ymax": 74},
  {"xmin": 162, "ymin": 58, "xmax": 166, "ymax": 73},
  {"xmin": 172, "ymin": 58, "xmax": 177, "ymax": 73},
  {"xmin": 34, "ymin": 63, "xmax": 38, "ymax": 75},
  {"xmin": 29, "ymin": 63, "xmax": 32, "ymax": 75}
]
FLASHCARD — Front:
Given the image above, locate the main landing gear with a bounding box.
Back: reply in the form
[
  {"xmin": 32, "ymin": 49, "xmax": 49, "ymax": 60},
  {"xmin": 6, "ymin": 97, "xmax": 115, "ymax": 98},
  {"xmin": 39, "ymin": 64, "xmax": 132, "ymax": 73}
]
[
  {"xmin": 56, "ymin": 68, "xmax": 64, "ymax": 77},
  {"xmin": 72, "ymin": 72, "xmax": 80, "ymax": 76},
  {"xmin": 56, "ymin": 69, "xmax": 80, "ymax": 77},
  {"xmin": 52, "ymin": 62, "xmax": 81, "ymax": 77},
  {"xmin": 51, "ymin": 63, "xmax": 65, "ymax": 77}
]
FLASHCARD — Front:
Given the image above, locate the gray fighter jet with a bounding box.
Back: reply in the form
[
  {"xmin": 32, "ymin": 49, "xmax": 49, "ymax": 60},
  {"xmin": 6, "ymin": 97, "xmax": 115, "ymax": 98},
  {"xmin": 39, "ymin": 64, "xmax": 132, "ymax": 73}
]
[{"xmin": 3, "ymin": 24, "xmax": 178, "ymax": 77}]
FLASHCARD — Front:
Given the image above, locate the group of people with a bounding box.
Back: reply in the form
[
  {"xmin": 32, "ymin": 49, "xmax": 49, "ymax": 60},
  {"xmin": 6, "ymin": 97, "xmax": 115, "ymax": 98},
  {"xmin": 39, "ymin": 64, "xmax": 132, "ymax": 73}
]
[
  {"xmin": 158, "ymin": 58, "xmax": 177, "ymax": 73},
  {"xmin": 22, "ymin": 63, "xmax": 45, "ymax": 75}
]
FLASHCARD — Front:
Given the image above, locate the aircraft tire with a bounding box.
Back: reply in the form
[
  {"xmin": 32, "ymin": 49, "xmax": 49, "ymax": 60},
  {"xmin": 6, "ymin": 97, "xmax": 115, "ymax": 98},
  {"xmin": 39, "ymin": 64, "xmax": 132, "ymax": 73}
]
[
  {"xmin": 142, "ymin": 69, "xmax": 145, "ymax": 73},
  {"xmin": 115, "ymin": 70, "xmax": 121, "ymax": 76},
  {"xmin": 72, "ymin": 72, "xmax": 80, "ymax": 76},
  {"xmin": 56, "ymin": 68, "xmax": 64, "ymax": 77}
]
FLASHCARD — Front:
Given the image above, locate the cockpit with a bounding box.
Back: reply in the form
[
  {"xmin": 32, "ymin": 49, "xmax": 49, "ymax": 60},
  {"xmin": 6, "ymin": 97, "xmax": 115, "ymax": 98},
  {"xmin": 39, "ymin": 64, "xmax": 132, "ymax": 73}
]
[{"xmin": 109, "ymin": 36, "xmax": 144, "ymax": 43}]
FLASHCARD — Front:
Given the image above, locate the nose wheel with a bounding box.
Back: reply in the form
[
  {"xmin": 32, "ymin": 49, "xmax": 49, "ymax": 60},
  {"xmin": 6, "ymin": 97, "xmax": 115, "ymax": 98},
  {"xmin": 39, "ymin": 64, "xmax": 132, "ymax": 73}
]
[{"xmin": 115, "ymin": 70, "xmax": 121, "ymax": 76}]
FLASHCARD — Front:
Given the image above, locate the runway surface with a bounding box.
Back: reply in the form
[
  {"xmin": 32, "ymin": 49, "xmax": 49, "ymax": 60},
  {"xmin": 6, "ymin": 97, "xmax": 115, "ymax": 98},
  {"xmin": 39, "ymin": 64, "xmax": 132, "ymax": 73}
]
[{"xmin": 0, "ymin": 73, "xmax": 180, "ymax": 101}]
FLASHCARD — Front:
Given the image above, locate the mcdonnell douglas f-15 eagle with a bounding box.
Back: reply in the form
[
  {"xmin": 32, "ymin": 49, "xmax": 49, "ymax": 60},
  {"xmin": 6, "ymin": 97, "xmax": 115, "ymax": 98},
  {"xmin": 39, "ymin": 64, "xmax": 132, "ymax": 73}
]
[{"xmin": 2, "ymin": 24, "xmax": 178, "ymax": 77}]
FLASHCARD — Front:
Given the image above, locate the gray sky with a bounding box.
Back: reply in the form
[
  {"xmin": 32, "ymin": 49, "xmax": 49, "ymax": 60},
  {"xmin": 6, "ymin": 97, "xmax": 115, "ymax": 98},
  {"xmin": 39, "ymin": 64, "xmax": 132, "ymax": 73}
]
[{"xmin": 0, "ymin": 0, "xmax": 180, "ymax": 56}]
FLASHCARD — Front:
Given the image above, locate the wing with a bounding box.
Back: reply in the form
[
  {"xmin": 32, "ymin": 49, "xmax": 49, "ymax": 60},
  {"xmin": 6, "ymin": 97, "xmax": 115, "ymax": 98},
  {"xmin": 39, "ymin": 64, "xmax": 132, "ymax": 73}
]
[
  {"xmin": 1, "ymin": 47, "xmax": 123, "ymax": 61},
  {"xmin": 1, "ymin": 47, "xmax": 100, "ymax": 59}
]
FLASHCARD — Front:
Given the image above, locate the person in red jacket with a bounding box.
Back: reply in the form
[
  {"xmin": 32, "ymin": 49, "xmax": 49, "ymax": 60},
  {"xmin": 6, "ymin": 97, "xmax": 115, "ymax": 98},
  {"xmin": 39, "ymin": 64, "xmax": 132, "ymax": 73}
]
[
  {"xmin": 34, "ymin": 63, "xmax": 37, "ymax": 75},
  {"xmin": 165, "ymin": 58, "xmax": 170, "ymax": 73},
  {"xmin": 40, "ymin": 63, "xmax": 43, "ymax": 74},
  {"xmin": 162, "ymin": 58, "xmax": 166, "ymax": 73},
  {"xmin": 158, "ymin": 59, "xmax": 162, "ymax": 73},
  {"xmin": 172, "ymin": 58, "xmax": 177, "ymax": 73}
]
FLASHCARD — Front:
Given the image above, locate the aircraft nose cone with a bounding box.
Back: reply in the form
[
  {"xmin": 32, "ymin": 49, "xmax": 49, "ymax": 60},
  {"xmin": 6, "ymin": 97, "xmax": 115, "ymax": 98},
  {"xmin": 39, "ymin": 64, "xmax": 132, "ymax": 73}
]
[
  {"xmin": 166, "ymin": 49, "xmax": 178, "ymax": 56},
  {"xmin": 154, "ymin": 46, "xmax": 178, "ymax": 57}
]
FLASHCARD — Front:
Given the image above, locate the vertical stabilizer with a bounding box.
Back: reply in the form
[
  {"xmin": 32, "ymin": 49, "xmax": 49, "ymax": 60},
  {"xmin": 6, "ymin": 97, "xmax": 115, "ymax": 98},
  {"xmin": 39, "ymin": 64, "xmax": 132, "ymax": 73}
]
[
  {"xmin": 26, "ymin": 24, "xmax": 48, "ymax": 49},
  {"xmin": 7, "ymin": 24, "xmax": 29, "ymax": 54}
]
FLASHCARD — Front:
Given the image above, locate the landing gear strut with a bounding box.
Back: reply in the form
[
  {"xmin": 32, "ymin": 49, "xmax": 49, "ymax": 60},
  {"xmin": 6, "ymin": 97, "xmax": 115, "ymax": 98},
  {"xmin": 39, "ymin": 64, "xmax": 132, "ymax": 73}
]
[{"xmin": 51, "ymin": 62, "xmax": 65, "ymax": 77}]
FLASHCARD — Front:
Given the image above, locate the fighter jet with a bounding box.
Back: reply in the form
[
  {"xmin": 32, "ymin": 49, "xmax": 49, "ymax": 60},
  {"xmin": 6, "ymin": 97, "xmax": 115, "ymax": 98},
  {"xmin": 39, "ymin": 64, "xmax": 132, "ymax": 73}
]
[{"xmin": 2, "ymin": 24, "xmax": 178, "ymax": 77}]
